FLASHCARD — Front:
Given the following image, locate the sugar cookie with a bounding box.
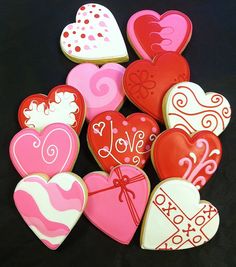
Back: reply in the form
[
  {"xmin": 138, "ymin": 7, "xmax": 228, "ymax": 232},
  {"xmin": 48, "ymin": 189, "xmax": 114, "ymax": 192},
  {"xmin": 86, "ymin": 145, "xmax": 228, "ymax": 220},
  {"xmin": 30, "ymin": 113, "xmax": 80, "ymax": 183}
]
[
  {"xmin": 84, "ymin": 164, "xmax": 150, "ymax": 244},
  {"xmin": 67, "ymin": 63, "xmax": 125, "ymax": 121},
  {"xmin": 127, "ymin": 10, "xmax": 192, "ymax": 60},
  {"xmin": 141, "ymin": 178, "xmax": 220, "ymax": 250},
  {"xmin": 14, "ymin": 172, "xmax": 87, "ymax": 250},
  {"xmin": 60, "ymin": 3, "xmax": 128, "ymax": 64},
  {"xmin": 162, "ymin": 81, "xmax": 231, "ymax": 136},
  {"xmin": 18, "ymin": 85, "xmax": 85, "ymax": 134},
  {"xmin": 87, "ymin": 111, "xmax": 160, "ymax": 172}
]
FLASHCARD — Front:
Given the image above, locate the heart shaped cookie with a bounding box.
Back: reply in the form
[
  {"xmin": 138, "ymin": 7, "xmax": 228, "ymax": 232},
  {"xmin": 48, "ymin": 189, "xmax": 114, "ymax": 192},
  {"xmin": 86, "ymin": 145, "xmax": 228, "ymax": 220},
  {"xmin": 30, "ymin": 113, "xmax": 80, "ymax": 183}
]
[
  {"xmin": 10, "ymin": 123, "xmax": 79, "ymax": 178},
  {"xmin": 123, "ymin": 52, "xmax": 190, "ymax": 122},
  {"xmin": 84, "ymin": 165, "xmax": 150, "ymax": 244},
  {"xmin": 18, "ymin": 85, "xmax": 85, "ymax": 134},
  {"xmin": 127, "ymin": 10, "xmax": 192, "ymax": 60},
  {"xmin": 87, "ymin": 111, "xmax": 160, "ymax": 172},
  {"xmin": 163, "ymin": 82, "xmax": 231, "ymax": 136},
  {"xmin": 66, "ymin": 63, "xmax": 125, "ymax": 121},
  {"xmin": 14, "ymin": 172, "xmax": 87, "ymax": 250},
  {"xmin": 141, "ymin": 178, "xmax": 220, "ymax": 250},
  {"xmin": 60, "ymin": 3, "xmax": 128, "ymax": 64},
  {"xmin": 151, "ymin": 129, "xmax": 222, "ymax": 189}
]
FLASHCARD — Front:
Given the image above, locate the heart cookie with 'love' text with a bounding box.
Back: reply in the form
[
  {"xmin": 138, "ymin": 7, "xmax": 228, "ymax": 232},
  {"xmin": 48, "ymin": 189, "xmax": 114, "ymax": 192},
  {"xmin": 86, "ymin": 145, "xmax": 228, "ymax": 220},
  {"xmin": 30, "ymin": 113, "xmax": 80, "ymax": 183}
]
[
  {"xmin": 151, "ymin": 129, "xmax": 222, "ymax": 189},
  {"xmin": 18, "ymin": 85, "xmax": 85, "ymax": 134},
  {"xmin": 87, "ymin": 111, "xmax": 159, "ymax": 172},
  {"xmin": 141, "ymin": 178, "xmax": 220, "ymax": 250},
  {"xmin": 14, "ymin": 172, "xmax": 87, "ymax": 250},
  {"xmin": 84, "ymin": 165, "xmax": 150, "ymax": 244},
  {"xmin": 123, "ymin": 52, "xmax": 190, "ymax": 122},
  {"xmin": 127, "ymin": 10, "xmax": 192, "ymax": 60},
  {"xmin": 60, "ymin": 3, "xmax": 128, "ymax": 64},
  {"xmin": 67, "ymin": 63, "xmax": 125, "ymax": 121},
  {"xmin": 10, "ymin": 123, "xmax": 79, "ymax": 178}
]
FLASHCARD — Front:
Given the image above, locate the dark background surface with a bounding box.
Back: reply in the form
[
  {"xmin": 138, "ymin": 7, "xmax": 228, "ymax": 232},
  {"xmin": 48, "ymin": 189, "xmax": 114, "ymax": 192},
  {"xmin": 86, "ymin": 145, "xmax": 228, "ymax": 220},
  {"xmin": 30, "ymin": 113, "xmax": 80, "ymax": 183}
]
[{"xmin": 0, "ymin": 0, "xmax": 235, "ymax": 266}]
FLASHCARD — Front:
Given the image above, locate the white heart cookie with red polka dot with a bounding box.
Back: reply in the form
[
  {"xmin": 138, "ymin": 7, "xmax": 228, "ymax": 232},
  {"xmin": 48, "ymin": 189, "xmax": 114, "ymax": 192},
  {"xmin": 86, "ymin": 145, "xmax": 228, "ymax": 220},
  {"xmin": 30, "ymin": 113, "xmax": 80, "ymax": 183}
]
[
  {"xmin": 60, "ymin": 3, "xmax": 129, "ymax": 64},
  {"xmin": 141, "ymin": 178, "xmax": 220, "ymax": 250}
]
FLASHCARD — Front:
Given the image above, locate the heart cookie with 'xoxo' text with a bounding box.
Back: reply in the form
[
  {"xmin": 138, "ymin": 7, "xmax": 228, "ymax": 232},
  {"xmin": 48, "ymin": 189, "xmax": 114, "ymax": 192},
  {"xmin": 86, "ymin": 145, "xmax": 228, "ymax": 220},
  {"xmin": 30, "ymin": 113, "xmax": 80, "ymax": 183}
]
[
  {"xmin": 14, "ymin": 172, "xmax": 87, "ymax": 250},
  {"xmin": 123, "ymin": 52, "xmax": 190, "ymax": 122},
  {"xmin": 84, "ymin": 165, "xmax": 150, "ymax": 244},
  {"xmin": 163, "ymin": 82, "xmax": 231, "ymax": 136},
  {"xmin": 127, "ymin": 10, "xmax": 192, "ymax": 60},
  {"xmin": 10, "ymin": 123, "xmax": 79, "ymax": 178},
  {"xmin": 60, "ymin": 3, "xmax": 128, "ymax": 64},
  {"xmin": 141, "ymin": 178, "xmax": 220, "ymax": 250},
  {"xmin": 18, "ymin": 85, "xmax": 85, "ymax": 134},
  {"xmin": 151, "ymin": 129, "xmax": 222, "ymax": 189},
  {"xmin": 87, "ymin": 111, "xmax": 160, "ymax": 172},
  {"xmin": 67, "ymin": 63, "xmax": 125, "ymax": 121}
]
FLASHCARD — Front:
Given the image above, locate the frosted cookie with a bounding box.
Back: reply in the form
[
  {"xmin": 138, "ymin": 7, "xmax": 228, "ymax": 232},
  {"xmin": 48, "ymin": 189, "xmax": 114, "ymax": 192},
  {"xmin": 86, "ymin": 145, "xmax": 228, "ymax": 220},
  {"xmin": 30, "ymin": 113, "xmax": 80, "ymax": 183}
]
[
  {"xmin": 123, "ymin": 52, "xmax": 190, "ymax": 122},
  {"xmin": 87, "ymin": 111, "xmax": 160, "ymax": 172},
  {"xmin": 84, "ymin": 164, "xmax": 150, "ymax": 244},
  {"xmin": 10, "ymin": 123, "xmax": 79, "ymax": 178},
  {"xmin": 66, "ymin": 63, "xmax": 125, "ymax": 121},
  {"xmin": 162, "ymin": 82, "xmax": 231, "ymax": 136},
  {"xmin": 127, "ymin": 10, "xmax": 192, "ymax": 60},
  {"xmin": 18, "ymin": 85, "xmax": 85, "ymax": 134},
  {"xmin": 14, "ymin": 172, "xmax": 87, "ymax": 250},
  {"xmin": 141, "ymin": 178, "xmax": 220, "ymax": 250},
  {"xmin": 151, "ymin": 128, "xmax": 222, "ymax": 189},
  {"xmin": 60, "ymin": 3, "xmax": 128, "ymax": 64}
]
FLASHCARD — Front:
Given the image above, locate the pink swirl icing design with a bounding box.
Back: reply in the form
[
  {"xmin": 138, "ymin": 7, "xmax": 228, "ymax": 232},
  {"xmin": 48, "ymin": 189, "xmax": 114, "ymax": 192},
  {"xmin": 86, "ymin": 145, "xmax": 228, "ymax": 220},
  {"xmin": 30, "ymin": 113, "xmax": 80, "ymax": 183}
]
[
  {"xmin": 14, "ymin": 174, "xmax": 86, "ymax": 250},
  {"xmin": 66, "ymin": 63, "xmax": 125, "ymax": 121},
  {"xmin": 178, "ymin": 138, "xmax": 220, "ymax": 189}
]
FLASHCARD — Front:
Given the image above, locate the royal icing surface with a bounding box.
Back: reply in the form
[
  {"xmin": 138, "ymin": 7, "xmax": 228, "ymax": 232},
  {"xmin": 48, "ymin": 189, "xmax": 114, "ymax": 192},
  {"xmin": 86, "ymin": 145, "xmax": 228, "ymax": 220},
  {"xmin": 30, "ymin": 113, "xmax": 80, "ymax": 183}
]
[
  {"xmin": 18, "ymin": 85, "xmax": 85, "ymax": 134},
  {"xmin": 14, "ymin": 173, "xmax": 87, "ymax": 250},
  {"xmin": 66, "ymin": 63, "xmax": 125, "ymax": 121},
  {"xmin": 60, "ymin": 3, "xmax": 128, "ymax": 63},
  {"xmin": 141, "ymin": 178, "xmax": 220, "ymax": 250},
  {"xmin": 127, "ymin": 10, "xmax": 192, "ymax": 60},
  {"xmin": 84, "ymin": 165, "xmax": 150, "ymax": 244},
  {"xmin": 10, "ymin": 123, "xmax": 79, "ymax": 178},
  {"xmin": 87, "ymin": 111, "xmax": 160, "ymax": 172},
  {"xmin": 123, "ymin": 52, "xmax": 190, "ymax": 122},
  {"xmin": 152, "ymin": 129, "xmax": 222, "ymax": 189},
  {"xmin": 163, "ymin": 82, "xmax": 231, "ymax": 136}
]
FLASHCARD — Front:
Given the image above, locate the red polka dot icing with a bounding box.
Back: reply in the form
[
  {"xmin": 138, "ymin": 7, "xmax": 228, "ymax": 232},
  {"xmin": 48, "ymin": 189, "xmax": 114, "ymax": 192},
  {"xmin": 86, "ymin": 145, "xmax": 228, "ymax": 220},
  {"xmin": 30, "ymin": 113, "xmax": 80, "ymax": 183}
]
[{"xmin": 60, "ymin": 3, "xmax": 128, "ymax": 63}]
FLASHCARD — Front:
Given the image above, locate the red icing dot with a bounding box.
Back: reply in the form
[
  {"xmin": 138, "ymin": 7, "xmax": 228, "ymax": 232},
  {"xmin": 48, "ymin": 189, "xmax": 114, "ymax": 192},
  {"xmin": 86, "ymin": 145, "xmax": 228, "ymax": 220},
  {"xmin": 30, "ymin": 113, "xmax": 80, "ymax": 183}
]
[
  {"xmin": 90, "ymin": 11, "xmax": 93, "ymax": 13},
  {"xmin": 75, "ymin": 46, "xmax": 81, "ymax": 52},
  {"xmin": 92, "ymin": 4, "xmax": 96, "ymax": 7},
  {"xmin": 77, "ymin": 19, "xmax": 81, "ymax": 23},
  {"xmin": 94, "ymin": 14, "xmax": 100, "ymax": 18},
  {"xmin": 68, "ymin": 44, "xmax": 71, "ymax": 47},
  {"xmin": 63, "ymin": 32, "xmax": 69, "ymax": 38},
  {"xmin": 97, "ymin": 33, "xmax": 103, "ymax": 37},
  {"xmin": 81, "ymin": 34, "xmax": 86, "ymax": 38},
  {"xmin": 80, "ymin": 6, "xmax": 85, "ymax": 10},
  {"xmin": 73, "ymin": 31, "xmax": 76, "ymax": 34},
  {"xmin": 84, "ymin": 19, "xmax": 89, "ymax": 24}
]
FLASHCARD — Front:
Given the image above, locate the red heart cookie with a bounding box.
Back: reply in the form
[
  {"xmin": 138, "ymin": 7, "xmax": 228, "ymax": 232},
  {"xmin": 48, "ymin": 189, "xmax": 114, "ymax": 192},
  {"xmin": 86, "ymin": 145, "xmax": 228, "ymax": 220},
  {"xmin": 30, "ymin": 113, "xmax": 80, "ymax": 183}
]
[
  {"xmin": 18, "ymin": 85, "xmax": 85, "ymax": 134},
  {"xmin": 123, "ymin": 52, "xmax": 190, "ymax": 122},
  {"xmin": 127, "ymin": 10, "xmax": 192, "ymax": 60},
  {"xmin": 151, "ymin": 129, "xmax": 222, "ymax": 189},
  {"xmin": 87, "ymin": 111, "xmax": 160, "ymax": 172}
]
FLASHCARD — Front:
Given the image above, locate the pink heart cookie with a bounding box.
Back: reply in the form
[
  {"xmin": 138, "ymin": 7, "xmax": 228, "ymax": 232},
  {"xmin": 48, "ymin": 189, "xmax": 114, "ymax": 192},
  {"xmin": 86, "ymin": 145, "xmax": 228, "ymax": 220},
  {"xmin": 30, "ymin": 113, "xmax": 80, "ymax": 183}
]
[
  {"xmin": 66, "ymin": 63, "xmax": 125, "ymax": 121},
  {"xmin": 83, "ymin": 165, "xmax": 150, "ymax": 244},
  {"xmin": 127, "ymin": 10, "xmax": 192, "ymax": 60},
  {"xmin": 14, "ymin": 172, "xmax": 87, "ymax": 249},
  {"xmin": 9, "ymin": 123, "xmax": 79, "ymax": 177}
]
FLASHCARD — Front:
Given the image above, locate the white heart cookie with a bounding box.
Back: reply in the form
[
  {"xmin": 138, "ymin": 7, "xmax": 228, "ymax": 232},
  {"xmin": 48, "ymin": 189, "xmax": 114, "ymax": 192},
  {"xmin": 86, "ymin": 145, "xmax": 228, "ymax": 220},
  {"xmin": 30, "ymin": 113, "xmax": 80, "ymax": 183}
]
[
  {"xmin": 60, "ymin": 3, "xmax": 129, "ymax": 64},
  {"xmin": 141, "ymin": 178, "xmax": 220, "ymax": 250},
  {"xmin": 163, "ymin": 82, "xmax": 231, "ymax": 136}
]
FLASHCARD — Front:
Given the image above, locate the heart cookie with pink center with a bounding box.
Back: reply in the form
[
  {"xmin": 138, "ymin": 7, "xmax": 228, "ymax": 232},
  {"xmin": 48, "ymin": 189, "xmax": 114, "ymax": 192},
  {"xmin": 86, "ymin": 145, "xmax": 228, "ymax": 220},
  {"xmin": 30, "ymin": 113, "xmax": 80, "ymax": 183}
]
[
  {"xmin": 66, "ymin": 63, "xmax": 125, "ymax": 121},
  {"xmin": 84, "ymin": 165, "xmax": 150, "ymax": 244},
  {"xmin": 60, "ymin": 3, "xmax": 128, "ymax": 64},
  {"xmin": 14, "ymin": 172, "xmax": 87, "ymax": 250},
  {"xmin": 9, "ymin": 123, "xmax": 79, "ymax": 177}
]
